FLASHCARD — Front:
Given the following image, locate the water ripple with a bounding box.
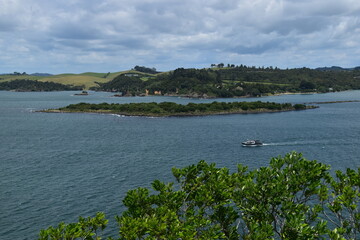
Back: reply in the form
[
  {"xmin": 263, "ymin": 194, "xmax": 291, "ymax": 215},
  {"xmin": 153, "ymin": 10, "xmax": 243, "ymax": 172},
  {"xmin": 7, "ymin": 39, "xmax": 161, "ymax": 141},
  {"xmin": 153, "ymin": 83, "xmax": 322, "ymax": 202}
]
[{"xmin": 1, "ymin": 91, "xmax": 360, "ymax": 239}]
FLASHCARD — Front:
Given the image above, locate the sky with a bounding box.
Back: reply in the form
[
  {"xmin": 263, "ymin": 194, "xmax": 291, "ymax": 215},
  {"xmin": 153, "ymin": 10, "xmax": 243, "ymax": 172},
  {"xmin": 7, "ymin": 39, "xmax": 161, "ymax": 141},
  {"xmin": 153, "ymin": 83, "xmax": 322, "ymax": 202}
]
[{"xmin": 1, "ymin": 0, "xmax": 360, "ymax": 74}]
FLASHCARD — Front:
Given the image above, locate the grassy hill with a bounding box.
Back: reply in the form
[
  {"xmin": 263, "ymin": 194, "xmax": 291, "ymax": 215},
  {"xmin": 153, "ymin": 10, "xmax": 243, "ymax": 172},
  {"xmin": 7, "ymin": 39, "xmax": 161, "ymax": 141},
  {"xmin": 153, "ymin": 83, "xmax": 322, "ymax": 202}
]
[
  {"xmin": 40, "ymin": 74, "xmax": 108, "ymax": 89},
  {"xmin": 0, "ymin": 70, "xmax": 161, "ymax": 90},
  {"xmin": 0, "ymin": 74, "xmax": 40, "ymax": 82},
  {"xmin": 1, "ymin": 71, "xmax": 127, "ymax": 89}
]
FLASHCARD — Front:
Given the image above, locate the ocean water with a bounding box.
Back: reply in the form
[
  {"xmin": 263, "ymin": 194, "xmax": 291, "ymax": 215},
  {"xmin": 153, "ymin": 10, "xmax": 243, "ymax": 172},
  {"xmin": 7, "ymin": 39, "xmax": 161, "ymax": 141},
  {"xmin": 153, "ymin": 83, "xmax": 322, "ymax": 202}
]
[{"xmin": 1, "ymin": 90, "xmax": 360, "ymax": 239}]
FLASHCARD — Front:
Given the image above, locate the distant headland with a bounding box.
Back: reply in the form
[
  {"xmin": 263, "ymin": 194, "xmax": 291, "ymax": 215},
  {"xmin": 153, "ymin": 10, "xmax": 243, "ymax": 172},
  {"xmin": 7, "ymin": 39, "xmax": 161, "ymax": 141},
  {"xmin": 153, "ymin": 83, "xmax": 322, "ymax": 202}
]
[{"xmin": 1, "ymin": 64, "xmax": 360, "ymax": 97}]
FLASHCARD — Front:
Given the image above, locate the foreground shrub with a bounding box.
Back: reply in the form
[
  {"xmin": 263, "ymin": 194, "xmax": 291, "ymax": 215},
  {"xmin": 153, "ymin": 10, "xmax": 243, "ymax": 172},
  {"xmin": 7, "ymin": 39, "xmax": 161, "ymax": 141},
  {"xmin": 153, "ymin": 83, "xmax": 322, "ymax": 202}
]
[{"xmin": 39, "ymin": 152, "xmax": 360, "ymax": 239}]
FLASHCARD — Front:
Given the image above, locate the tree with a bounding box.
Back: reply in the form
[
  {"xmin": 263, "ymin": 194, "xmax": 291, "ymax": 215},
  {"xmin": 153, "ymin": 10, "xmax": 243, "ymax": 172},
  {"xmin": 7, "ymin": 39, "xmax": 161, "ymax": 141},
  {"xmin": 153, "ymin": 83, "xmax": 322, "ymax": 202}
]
[
  {"xmin": 299, "ymin": 80, "xmax": 316, "ymax": 90},
  {"xmin": 39, "ymin": 212, "xmax": 108, "ymax": 240},
  {"xmin": 133, "ymin": 66, "xmax": 158, "ymax": 74},
  {"xmin": 39, "ymin": 152, "xmax": 360, "ymax": 239},
  {"xmin": 99, "ymin": 75, "xmax": 144, "ymax": 94}
]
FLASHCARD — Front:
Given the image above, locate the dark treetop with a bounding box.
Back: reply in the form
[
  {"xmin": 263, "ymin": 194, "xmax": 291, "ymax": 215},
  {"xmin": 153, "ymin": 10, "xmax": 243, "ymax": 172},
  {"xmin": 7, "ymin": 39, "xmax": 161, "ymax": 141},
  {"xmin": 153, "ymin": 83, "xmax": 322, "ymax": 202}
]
[{"xmin": 0, "ymin": 79, "xmax": 83, "ymax": 91}]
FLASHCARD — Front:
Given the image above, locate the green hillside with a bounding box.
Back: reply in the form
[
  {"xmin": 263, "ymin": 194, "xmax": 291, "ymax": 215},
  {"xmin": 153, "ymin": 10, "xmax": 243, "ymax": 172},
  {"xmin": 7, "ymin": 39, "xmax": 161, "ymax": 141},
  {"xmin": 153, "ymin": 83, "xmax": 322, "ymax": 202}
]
[
  {"xmin": 94, "ymin": 66, "xmax": 360, "ymax": 97},
  {"xmin": 0, "ymin": 71, "xmax": 127, "ymax": 89},
  {"xmin": 2, "ymin": 65, "xmax": 360, "ymax": 95},
  {"xmin": 0, "ymin": 74, "xmax": 41, "ymax": 82},
  {"xmin": 0, "ymin": 69, "xmax": 162, "ymax": 90},
  {"xmin": 40, "ymin": 75, "xmax": 108, "ymax": 89}
]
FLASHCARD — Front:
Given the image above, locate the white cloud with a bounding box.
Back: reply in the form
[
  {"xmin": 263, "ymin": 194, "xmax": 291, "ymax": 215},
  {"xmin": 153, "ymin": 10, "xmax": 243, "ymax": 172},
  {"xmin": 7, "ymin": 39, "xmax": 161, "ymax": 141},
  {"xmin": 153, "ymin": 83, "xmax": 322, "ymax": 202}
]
[{"xmin": 0, "ymin": 0, "xmax": 359, "ymax": 73}]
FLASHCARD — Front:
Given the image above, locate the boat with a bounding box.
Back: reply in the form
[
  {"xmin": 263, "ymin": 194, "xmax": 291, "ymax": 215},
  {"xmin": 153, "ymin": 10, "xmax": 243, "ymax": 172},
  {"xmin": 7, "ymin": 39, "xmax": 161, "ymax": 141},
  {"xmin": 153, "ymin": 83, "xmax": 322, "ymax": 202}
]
[{"xmin": 242, "ymin": 140, "xmax": 263, "ymax": 146}]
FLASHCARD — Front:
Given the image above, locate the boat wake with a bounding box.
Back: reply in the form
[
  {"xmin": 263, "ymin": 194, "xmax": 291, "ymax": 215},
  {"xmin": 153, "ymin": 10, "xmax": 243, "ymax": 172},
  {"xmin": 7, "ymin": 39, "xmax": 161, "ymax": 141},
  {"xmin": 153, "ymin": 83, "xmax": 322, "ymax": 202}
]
[{"xmin": 263, "ymin": 141, "xmax": 324, "ymax": 146}]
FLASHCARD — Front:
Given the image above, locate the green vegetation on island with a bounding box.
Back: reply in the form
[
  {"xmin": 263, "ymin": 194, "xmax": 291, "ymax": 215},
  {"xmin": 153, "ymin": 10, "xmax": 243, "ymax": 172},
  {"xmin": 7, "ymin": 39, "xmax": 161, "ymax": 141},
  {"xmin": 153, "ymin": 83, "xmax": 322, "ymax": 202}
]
[
  {"xmin": 39, "ymin": 152, "xmax": 360, "ymax": 240},
  {"xmin": 44, "ymin": 101, "xmax": 313, "ymax": 117},
  {"xmin": 0, "ymin": 79, "xmax": 83, "ymax": 91}
]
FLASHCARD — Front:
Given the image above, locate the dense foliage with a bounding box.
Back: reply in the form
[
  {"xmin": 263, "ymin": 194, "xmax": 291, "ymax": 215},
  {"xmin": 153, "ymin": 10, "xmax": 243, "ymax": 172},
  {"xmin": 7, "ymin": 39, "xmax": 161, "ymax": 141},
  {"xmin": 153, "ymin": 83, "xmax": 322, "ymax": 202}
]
[
  {"xmin": 0, "ymin": 79, "xmax": 83, "ymax": 91},
  {"xmin": 216, "ymin": 65, "xmax": 360, "ymax": 93},
  {"xmin": 39, "ymin": 152, "xmax": 360, "ymax": 239},
  {"xmin": 56, "ymin": 101, "xmax": 309, "ymax": 116},
  {"xmin": 98, "ymin": 75, "xmax": 145, "ymax": 94},
  {"xmin": 94, "ymin": 66, "xmax": 360, "ymax": 98},
  {"xmin": 133, "ymin": 66, "xmax": 158, "ymax": 74},
  {"xmin": 145, "ymin": 68, "xmax": 222, "ymax": 96}
]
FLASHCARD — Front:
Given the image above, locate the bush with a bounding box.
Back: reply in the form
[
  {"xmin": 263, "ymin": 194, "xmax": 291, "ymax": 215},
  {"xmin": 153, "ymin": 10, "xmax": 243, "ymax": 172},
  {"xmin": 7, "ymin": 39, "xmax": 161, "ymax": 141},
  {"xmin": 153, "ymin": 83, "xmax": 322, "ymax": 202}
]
[{"xmin": 294, "ymin": 103, "xmax": 307, "ymax": 110}]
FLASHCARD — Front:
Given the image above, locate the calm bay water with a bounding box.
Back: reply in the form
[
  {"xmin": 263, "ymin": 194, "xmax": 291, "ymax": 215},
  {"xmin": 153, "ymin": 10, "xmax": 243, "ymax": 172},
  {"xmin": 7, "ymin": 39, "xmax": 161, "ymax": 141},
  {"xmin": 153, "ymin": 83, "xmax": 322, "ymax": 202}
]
[{"xmin": 1, "ymin": 90, "xmax": 360, "ymax": 239}]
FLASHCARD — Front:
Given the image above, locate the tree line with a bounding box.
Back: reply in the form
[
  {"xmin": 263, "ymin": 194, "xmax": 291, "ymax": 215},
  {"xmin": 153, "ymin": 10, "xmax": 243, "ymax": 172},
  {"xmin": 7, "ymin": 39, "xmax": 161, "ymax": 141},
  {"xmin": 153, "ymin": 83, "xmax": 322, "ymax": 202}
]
[
  {"xmin": 39, "ymin": 152, "xmax": 360, "ymax": 239},
  {"xmin": 132, "ymin": 65, "xmax": 159, "ymax": 74},
  {"xmin": 57, "ymin": 101, "xmax": 309, "ymax": 116},
  {"xmin": 0, "ymin": 79, "xmax": 83, "ymax": 91}
]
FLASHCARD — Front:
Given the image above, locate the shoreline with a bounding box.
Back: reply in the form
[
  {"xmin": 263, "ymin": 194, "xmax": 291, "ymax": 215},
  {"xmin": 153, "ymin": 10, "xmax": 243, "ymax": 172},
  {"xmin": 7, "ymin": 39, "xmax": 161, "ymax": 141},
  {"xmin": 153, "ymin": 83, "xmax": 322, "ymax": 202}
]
[
  {"xmin": 39, "ymin": 106, "xmax": 318, "ymax": 117},
  {"xmin": 307, "ymin": 100, "xmax": 360, "ymax": 104},
  {"xmin": 147, "ymin": 91, "xmax": 315, "ymax": 99},
  {"xmin": 114, "ymin": 90, "xmax": 329, "ymax": 99}
]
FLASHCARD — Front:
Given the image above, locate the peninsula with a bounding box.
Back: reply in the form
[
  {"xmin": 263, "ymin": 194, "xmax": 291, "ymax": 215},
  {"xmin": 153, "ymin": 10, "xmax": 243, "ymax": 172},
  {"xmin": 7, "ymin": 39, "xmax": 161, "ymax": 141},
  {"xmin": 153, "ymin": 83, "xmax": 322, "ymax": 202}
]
[{"xmin": 42, "ymin": 101, "xmax": 316, "ymax": 117}]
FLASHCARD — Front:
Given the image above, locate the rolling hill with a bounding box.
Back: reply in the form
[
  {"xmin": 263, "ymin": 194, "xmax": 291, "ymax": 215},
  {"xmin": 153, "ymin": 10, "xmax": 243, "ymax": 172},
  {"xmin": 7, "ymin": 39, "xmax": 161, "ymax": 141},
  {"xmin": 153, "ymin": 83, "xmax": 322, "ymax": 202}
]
[{"xmin": 0, "ymin": 70, "xmax": 151, "ymax": 89}]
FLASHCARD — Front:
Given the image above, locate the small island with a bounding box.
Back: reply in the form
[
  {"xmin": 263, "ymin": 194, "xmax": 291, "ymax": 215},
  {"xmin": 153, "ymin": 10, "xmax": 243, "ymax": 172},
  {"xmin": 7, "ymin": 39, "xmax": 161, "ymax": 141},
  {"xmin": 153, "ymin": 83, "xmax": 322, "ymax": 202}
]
[{"xmin": 41, "ymin": 101, "xmax": 317, "ymax": 117}]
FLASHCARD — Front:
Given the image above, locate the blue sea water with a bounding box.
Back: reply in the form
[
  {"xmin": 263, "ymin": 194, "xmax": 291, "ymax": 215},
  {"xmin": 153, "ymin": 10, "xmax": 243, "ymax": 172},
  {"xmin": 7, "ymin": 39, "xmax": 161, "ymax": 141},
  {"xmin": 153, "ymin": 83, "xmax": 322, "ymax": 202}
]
[{"xmin": 1, "ymin": 90, "xmax": 360, "ymax": 239}]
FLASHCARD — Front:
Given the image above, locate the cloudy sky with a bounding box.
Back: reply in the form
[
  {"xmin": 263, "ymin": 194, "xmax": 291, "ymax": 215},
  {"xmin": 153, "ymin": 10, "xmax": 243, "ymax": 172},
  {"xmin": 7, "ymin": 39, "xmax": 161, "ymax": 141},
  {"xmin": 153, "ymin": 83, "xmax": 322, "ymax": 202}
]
[{"xmin": 1, "ymin": 0, "xmax": 359, "ymax": 74}]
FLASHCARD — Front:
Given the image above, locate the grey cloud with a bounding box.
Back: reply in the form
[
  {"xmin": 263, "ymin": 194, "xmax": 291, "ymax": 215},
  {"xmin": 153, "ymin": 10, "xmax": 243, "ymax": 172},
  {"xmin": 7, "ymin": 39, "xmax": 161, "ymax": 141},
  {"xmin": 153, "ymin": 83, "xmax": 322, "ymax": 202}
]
[
  {"xmin": 206, "ymin": 0, "xmax": 240, "ymax": 12},
  {"xmin": 109, "ymin": 36, "xmax": 151, "ymax": 49},
  {"xmin": 50, "ymin": 23, "xmax": 100, "ymax": 40},
  {"xmin": 269, "ymin": 17, "xmax": 329, "ymax": 35},
  {"xmin": 293, "ymin": 0, "xmax": 358, "ymax": 17},
  {"xmin": 0, "ymin": 18, "xmax": 18, "ymax": 32},
  {"xmin": 1, "ymin": 0, "xmax": 360, "ymax": 73},
  {"xmin": 133, "ymin": 2, "xmax": 204, "ymax": 35},
  {"xmin": 228, "ymin": 37, "xmax": 288, "ymax": 55}
]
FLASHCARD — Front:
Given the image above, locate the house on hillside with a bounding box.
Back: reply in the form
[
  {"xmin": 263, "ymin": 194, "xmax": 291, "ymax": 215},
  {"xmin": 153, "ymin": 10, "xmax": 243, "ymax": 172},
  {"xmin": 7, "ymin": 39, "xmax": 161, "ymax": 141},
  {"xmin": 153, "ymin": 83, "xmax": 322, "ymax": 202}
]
[{"xmin": 124, "ymin": 73, "xmax": 139, "ymax": 77}]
